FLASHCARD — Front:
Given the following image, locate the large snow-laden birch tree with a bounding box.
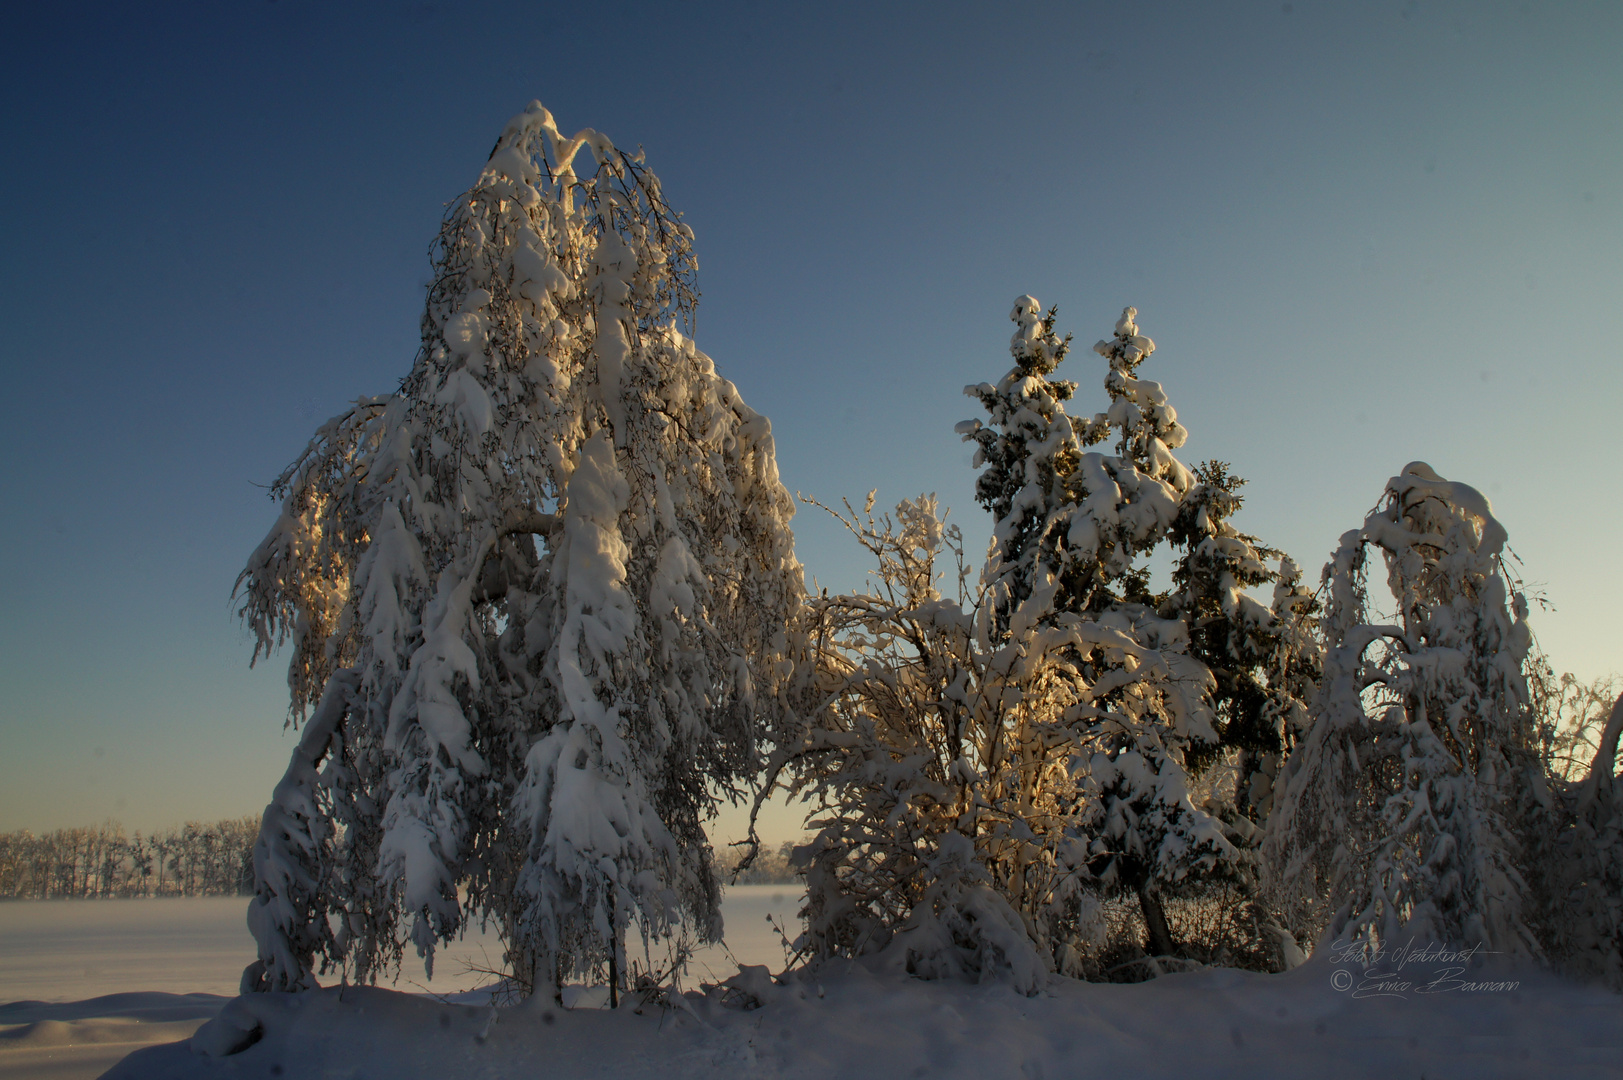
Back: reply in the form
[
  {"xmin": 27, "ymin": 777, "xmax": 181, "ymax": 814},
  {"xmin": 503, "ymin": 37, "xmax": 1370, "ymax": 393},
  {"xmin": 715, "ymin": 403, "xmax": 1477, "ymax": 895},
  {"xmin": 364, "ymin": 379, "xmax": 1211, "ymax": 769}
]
[
  {"xmin": 235, "ymin": 102, "xmax": 804, "ymax": 999},
  {"xmin": 1264, "ymin": 464, "xmax": 1542, "ymax": 959}
]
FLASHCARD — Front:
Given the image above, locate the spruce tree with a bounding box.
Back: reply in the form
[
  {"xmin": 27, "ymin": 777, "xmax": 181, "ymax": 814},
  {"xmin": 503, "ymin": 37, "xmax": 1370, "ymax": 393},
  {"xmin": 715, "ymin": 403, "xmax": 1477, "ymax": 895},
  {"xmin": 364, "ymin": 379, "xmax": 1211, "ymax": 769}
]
[
  {"xmin": 1019, "ymin": 304, "xmax": 1239, "ymax": 959},
  {"xmin": 1163, "ymin": 464, "xmax": 1322, "ymax": 820}
]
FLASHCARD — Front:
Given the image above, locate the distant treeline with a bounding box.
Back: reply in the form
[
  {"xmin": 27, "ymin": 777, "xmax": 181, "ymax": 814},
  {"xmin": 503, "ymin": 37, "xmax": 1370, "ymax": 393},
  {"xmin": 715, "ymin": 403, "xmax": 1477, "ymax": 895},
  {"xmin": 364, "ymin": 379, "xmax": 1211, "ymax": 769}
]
[
  {"xmin": 0, "ymin": 819, "xmax": 798, "ymax": 899},
  {"xmin": 716, "ymin": 840, "xmax": 801, "ymax": 886},
  {"xmin": 0, "ymin": 817, "xmax": 259, "ymax": 899}
]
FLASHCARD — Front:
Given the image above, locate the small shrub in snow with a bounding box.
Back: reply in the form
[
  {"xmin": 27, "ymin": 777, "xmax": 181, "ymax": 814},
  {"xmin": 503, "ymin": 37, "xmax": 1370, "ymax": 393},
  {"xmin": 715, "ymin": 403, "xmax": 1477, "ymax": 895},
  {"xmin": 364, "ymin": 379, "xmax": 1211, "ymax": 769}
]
[{"xmin": 785, "ymin": 493, "xmax": 1066, "ymax": 994}]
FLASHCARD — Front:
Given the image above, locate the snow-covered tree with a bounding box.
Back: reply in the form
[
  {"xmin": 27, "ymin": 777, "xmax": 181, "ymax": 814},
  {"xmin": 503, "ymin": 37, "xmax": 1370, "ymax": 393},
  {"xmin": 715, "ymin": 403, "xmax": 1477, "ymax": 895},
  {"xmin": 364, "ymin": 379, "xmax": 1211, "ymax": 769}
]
[
  {"xmin": 786, "ymin": 300, "xmax": 1289, "ymax": 988},
  {"xmin": 959, "ymin": 299, "xmax": 1180, "ymax": 637},
  {"xmin": 787, "ymin": 494, "xmax": 1055, "ymax": 994},
  {"xmin": 1162, "ymin": 462, "xmax": 1322, "ymax": 822},
  {"xmin": 1537, "ymin": 691, "xmax": 1623, "ymax": 986},
  {"xmin": 1514, "ymin": 664, "xmax": 1623, "ymax": 984},
  {"xmin": 959, "ymin": 298, "xmax": 1094, "ymax": 637},
  {"xmin": 1530, "ymin": 669, "xmax": 1623, "ymax": 784},
  {"xmin": 236, "ymin": 102, "xmax": 805, "ymax": 999},
  {"xmin": 966, "ymin": 303, "xmax": 1245, "ymax": 959},
  {"xmin": 1264, "ymin": 463, "xmax": 1541, "ymax": 958}
]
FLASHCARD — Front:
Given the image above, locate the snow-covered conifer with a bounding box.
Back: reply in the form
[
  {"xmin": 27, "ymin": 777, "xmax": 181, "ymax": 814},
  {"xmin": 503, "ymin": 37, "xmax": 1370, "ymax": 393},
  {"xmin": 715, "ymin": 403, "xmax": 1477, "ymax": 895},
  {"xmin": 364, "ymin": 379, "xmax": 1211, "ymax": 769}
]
[
  {"xmin": 792, "ymin": 301, "xmax": 1264, "ymax": 985},
  {"xmin": 959, "ymin": 298, "xmax": 1094, "ymax": 638},
  {"xmin": 1265, "ymin": 464, "xmax": 1540, "ymax": 957},
  {"xmin": 1162, "ymin": 464, "xmax": 1322, "ymax": 821},
  {"xmin": 953, "ymin": 302, "xmax": 1315, "ymax": 967},
  {"xmin": 236, "ymin": 103, "xmax": 804, "ymax": 998},
  {"xmin": 984, "ymin": 305, "xmax": 1245, "ymax": 959}
]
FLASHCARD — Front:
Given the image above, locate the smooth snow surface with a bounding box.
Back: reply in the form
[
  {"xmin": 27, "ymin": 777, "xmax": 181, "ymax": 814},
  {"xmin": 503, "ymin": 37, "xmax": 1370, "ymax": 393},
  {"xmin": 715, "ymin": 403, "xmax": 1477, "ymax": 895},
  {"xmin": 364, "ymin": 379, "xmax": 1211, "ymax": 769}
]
[
  {"xmin": 7, "ymin": 894, "xmax": 1620, "ymax": 1079},
  {"xmin": 0, "ymin": 889, "xmax": 801, "ymax": 1080},
  {"xmin": 0, "ymin": 993, "xmax": 224, "ymax": 1080},
  {"xmin": 110, "ymin": 952, "xmax": 1621, "ymax": 1080},
  {"xmin": 0, "ymin": 900, "xmax": 253, "ymax": 1002}
]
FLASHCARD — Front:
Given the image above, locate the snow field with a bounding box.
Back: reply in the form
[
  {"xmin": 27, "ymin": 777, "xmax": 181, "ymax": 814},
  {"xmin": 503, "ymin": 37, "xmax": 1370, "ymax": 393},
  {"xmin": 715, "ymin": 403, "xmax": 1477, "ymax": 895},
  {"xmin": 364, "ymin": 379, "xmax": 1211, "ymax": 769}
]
[
  {"xmin": 107, "ymin": 951, "xmax": 1623, "ymax": 1080},
  {"xmin": 1, "ymin": 994, "xmax": 223, "ymax": 1080},
  {"xmin": 0, "ymin": 887, "xmax": 802, "ymax": 1080},
  {"xmin": 10, "ymin": 895, "xmax": 1614, "ymax": 1080}
]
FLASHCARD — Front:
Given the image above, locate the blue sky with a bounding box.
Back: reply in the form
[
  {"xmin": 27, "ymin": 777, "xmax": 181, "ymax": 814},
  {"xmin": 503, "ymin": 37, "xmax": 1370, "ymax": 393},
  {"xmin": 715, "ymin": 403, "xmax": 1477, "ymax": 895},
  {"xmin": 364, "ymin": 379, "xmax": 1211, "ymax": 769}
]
[{"xmin": 1, "ymin": 1, "xmax": 1618, "ymax": 842}]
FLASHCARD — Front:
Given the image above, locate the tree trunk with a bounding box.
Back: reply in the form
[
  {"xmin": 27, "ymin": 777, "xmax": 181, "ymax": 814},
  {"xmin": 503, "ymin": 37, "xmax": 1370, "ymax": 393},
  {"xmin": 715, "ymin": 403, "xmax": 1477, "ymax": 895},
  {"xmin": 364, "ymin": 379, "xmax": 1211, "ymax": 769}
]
[
  {"xmin": 607, "ymin": 892, "xmax": 620, "ymax": 1009},
  {"xmin": 1137, "ymin": 883, "xmax": 1177, "ymax": 958},
  {"xmin": 1584, "ymin": 694, "xmax": 1623, "ymax": 805},
  {"xmin": 525, "ymin": 952, "xmax": 565, "ymax": 1009}
]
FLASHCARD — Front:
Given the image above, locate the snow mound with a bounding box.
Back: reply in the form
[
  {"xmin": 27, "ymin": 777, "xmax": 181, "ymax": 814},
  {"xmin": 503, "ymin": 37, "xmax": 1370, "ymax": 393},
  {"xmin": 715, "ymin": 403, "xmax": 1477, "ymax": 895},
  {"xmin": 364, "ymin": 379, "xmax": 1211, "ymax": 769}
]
[
  {"xmin": 100, "ymin": 960, "xmax": 1621, "ymax": 1080},
  {"xmin": 0, "ymin": 993, "xmax": 228, "ymax": 1080}
]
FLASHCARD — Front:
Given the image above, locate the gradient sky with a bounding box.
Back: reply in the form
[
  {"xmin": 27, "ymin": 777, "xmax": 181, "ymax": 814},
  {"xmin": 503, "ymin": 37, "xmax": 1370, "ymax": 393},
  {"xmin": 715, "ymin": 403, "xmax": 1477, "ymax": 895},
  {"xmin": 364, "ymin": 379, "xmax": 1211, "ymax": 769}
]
[{"xmin": 2, "ymin": 1, "xmax": 1619, "ymax": 847}]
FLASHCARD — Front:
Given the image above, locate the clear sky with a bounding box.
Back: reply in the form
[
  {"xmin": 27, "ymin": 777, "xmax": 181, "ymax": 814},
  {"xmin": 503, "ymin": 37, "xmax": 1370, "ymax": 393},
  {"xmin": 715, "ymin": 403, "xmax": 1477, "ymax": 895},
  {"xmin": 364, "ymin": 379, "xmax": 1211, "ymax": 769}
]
[{"xmin": 1, "ymin": 1, "xmax": 1619, "ymax": 846}]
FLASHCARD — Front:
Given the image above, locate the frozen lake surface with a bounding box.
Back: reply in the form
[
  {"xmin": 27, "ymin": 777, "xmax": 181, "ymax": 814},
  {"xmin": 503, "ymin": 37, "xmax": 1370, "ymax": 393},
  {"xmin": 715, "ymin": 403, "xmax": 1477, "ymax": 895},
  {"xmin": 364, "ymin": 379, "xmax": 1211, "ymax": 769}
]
[
  {"xmin": 0, "ymin": 886, "xmax": 805, "ymax": 1003},
  {"xmin": 0, "ymin": 887, "xmax": 803, "ymax": 1080}
]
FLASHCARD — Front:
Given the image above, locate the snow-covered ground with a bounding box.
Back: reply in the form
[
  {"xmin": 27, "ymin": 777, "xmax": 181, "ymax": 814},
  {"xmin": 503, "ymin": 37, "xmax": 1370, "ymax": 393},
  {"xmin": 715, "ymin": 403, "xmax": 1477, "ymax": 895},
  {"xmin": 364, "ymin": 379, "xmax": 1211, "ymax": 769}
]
[
  {"xmin": 107, "ymin": 948, "xmax": 1623, "ymax": 1080},
  {"xmin": 4, "ymin": 894, "xmax": 1620, "ymax": 1079},
  {"xmin": 0, "ymin": 887, "xmax": 802, "ymax": 1079}
]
